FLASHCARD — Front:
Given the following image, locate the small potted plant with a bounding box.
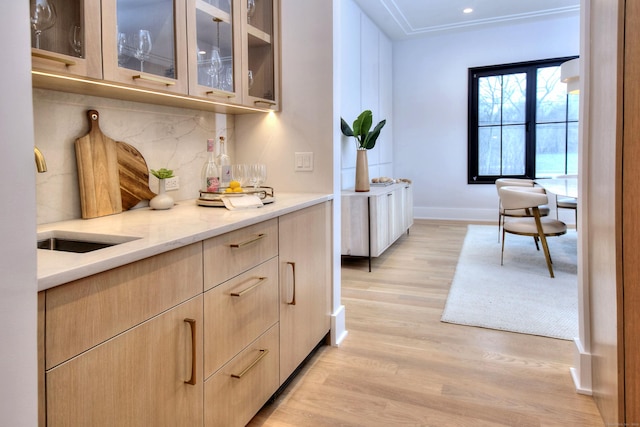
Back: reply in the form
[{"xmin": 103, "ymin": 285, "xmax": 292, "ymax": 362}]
[
  {"xmin": 149, "ymin": 168, "xmax": 175, "ymax": 210},
  {"xmin": 341, "ymin": 110, "xmax": 386, "ymax": 192}
]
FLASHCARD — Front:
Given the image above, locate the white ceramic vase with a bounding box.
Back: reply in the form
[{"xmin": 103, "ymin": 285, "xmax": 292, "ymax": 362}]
[{"xmin": 150, "ymin": 179, "xmax": 174, "ymax": 210}]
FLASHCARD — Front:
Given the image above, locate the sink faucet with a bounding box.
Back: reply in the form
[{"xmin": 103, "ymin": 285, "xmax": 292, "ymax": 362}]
[{"xmin": 34, "ymin": 146, "xmax": 47, "ymax": 173}]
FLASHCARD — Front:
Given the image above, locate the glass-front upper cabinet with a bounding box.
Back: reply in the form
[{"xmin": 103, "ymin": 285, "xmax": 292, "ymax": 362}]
[
  {"xmin": 242, "ymin": 0, "xmax": 279, "ymax": 109},
  {"xmin": 102, "ymin": 0, "xmax": 188, "ymax": 94},
  {"xmin": 187, "ymin": 0, "xmax": 240, "ymax": 101},
  {"xmin": 29, "ymin": 0, "xmax": 102, "ymax": 78}
]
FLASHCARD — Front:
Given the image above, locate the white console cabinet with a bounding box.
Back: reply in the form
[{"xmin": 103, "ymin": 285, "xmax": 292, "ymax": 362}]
[{"xmin": 341, "ymin": 183, "xmax": 413, "ymax": 270}]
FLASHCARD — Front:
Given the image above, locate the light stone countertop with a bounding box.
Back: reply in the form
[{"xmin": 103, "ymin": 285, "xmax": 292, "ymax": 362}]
[{"xmin": 37, "ymin": 193, "xmax": 333, "ymax": 291}]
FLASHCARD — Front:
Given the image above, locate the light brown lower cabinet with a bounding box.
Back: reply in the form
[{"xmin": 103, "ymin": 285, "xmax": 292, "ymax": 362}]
[
  {"xmin": 46, "ymin": 295, "xmax": 204, "ymax": 427},
  {"xmin": 38, "ymin": 202, "xmax": 332, "ymax": 427},
  {"xmin": 278, "ymin": 202, "xmax": 332, "ymax": 383}
]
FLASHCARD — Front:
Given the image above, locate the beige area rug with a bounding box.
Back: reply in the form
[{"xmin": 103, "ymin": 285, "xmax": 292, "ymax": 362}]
[{"xmin": 441, "ymin": 225, "xmax": 578, "ymax": 340}]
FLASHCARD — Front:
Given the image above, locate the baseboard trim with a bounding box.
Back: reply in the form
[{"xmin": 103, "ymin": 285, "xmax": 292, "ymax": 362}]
[
  {"xmin": 571, "ymin": 337, "xmax": 593, "ymax": 395},
  {"xmin": 331, "ymin": 305, "xmax": 348, "ymax": 346}
]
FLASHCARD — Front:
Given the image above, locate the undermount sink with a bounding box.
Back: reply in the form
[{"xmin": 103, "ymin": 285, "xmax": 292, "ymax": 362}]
[{"xmin": 37, "ymin": 231, "xmax": 140, "ymax": 254}]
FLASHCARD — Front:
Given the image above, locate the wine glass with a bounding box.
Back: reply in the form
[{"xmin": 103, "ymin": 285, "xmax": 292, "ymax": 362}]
[
  {"xmin": 232, "ymin": 164, "xmax": 248, "ymax": 187},
  {"xmin": 254, "ymin": 164, "xmax": 267, "ymax": 188},
  {"xmin": 134, "ymin": 29, "xmax": 152, "ymax": 72},
  {"xmin": 247, "ymin": 0, "xmax": 256, "ymax": 24},
  {"xmin": 247, "ymin": 70, "xmax": 254, "ymax": 90},
  {"xmin": 69, "ymin": 24, "xmax": 82, "ymax": 57},
  {"xmin": 207, "ymin": 48, "xmax": 223, "ymax": 88},
  {"xmin": 224, "ymin": 66, "xmax": 233, "ymax": 91},
  {"xmin": 30, "ymin": 0, "xmax": 57, "ymax": 49},
  {"xmin": 117, "ymin": 32, "xmax": 129, "ymax": 66}
]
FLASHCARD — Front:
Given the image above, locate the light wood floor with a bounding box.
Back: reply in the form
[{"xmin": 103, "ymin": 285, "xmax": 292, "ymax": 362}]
[{"xmin": 249, "ymin": 220, "xmax": 604, "ymax": 427}]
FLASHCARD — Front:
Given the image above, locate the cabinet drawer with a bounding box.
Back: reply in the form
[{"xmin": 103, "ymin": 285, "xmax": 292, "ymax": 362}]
[
  {"xmin": 204, "ymin": 325, "xmax": 279, "ymax": 427},
  {"xmin": 45, "ymin": 243, "xmax": 203, "ymax": 369},
  {"xmin": 203, "ymin": 219, "xmax": 278, "ymax": 290},
  {"xmin": 204, "ymin": 257, "xmax": 279, "ymax": 378}
]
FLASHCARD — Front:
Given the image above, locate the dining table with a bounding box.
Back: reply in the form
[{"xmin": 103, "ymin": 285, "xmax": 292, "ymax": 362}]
[{"xmin": 535, "ymin": 177, "xmax": 578, "ymax": 199}]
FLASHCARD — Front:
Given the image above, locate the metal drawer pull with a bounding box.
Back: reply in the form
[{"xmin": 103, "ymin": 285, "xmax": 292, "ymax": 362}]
[
  {"xmin": 229, "ymin": 233, "xmax": 266, "ymax": 248},
  {"xmin": 32, "ymin": 51, "xmax": 77, "ymax": 66},
  {"xmin": 286, "ymin": 261, "xmax": 296, "ymax": 305},
  {"xmin": 132, "ymin": 74, "xmax": 176, "ymax": 86},
  {"xmin": 230, "ymin": 277, "xmax": 266, "ymax": 297},
  {"xmin": 231, "ymin": 349, "xmax": 269, "ymax": 379},
  {"xmin": 184, "ymin": 318, "xmax": 197, "ymax": 385}
]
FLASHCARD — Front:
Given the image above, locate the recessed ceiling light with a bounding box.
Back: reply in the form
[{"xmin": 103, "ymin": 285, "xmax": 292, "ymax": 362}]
[{"xmin": 463, "ymin": 7, "xmax": 473, "ymax": 14}]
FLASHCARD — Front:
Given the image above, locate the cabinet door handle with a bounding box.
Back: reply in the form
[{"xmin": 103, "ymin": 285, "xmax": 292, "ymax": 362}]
[
  {"xmin": 286, "ymin": 261, "xmax": 296, "ymax": 305},
  {"xmin": 230, "ymin": 277, "xmax": 266, "ymax": 297},
  {"xmin": 230, "ymin": 349, "xmax": 269, "ymax": 379},
  {"xmin": 132, "ymin": 74, "xmax": 176, "ymax": 86},
  {"xmin": 254, "ymin": 100, "xmax": 277, "ymax": 107},
  {"xmin": 184, "ymin": 318, "xmax": 197, "ymax": 385},
  {"xmin": 32, "ymin": 51, "xmax": 77, "ymax": 66},
  {"xmin": 229, "ymin": 233, "xmax": 266, "ymax": 248},
  {"xmin": 205, "ymin": 89, "xmax": 236, "ymax": 98}
]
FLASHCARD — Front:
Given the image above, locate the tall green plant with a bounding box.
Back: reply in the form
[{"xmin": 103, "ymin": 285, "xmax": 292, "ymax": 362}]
[{"xmin": 341, "ymin": 110, "xmax": 386, "ymax": 150}]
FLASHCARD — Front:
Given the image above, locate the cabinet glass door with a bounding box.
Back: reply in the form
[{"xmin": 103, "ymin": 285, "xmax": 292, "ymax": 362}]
[
  {"xmin": 116, "ymin": 0, "xmax": 175, "ymax": 77},
  {"xmin": 30, "ymin": 0, "xmax": 102, "ymax": 78},
  {"xmin": 102, "ymin": 0, "xmax": 188, "ymax": 93},
  {"xmin": 243, "ymin": 0, "xmax": 279, "ymax": 109},
  {"xmin": 188, "ymin": 0, "xmax": 239, "ymax": 100}
]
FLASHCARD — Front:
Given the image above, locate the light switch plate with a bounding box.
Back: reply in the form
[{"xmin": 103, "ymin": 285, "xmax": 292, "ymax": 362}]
[{"xmin": 294, "ymin": 152, "xmax": 313, "ymax": 171}]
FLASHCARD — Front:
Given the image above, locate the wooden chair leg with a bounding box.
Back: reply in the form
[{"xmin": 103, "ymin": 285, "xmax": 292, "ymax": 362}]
[
  {"xmin": 501, "ymin": 228, "xmax": 506, "ymax": 266},
  {"xmin": 533, "ymin": 211, "xmax": 555, "ymax": 278}
]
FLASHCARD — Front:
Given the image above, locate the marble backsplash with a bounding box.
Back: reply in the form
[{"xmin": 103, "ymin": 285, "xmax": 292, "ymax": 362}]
[{"xmin": 33, "ymin": 89, "xmax": 234, "ymax": 225}]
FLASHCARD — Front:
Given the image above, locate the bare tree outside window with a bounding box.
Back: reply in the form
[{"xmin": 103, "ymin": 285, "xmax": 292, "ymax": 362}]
[{"xmin": 468, "ymin": 57, "xmax": 578, "ymax": 184}]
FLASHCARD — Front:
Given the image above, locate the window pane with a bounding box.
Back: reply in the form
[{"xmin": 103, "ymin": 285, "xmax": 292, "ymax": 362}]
[
  {"xmin": 536, "ymin": 123, "xmax": 567, "ymax": 176},
  {"xmin": 567, "ymin": 121, "xmax": 579, "ymax": 174},
  {"xmin": 478, "ymin": 126, "xmax": 501, "ymax": 175},
  {"xmin": 502, "ymin": 73, "xmax": 526, "ymax": 125},
  {"xmin": 502, "ymin": 125, "xmax": 526, "ymax": 175},
  {"xmin": 478, "ymin": 76, "xmax": 502, "ymax": 126},
  {"xmin": 568, "ymin": 92, "xmax": 579, "ymax": 121},
  {"xmin": 536, "ymin": 66, "xmax": 566, "ymax": 123}
]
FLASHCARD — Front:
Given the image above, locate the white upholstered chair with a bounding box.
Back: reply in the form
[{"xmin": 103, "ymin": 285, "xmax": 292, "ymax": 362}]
[
  {"xmin": 495, "ymin": 178, "xmax": 550, "ymax": 241},
  {"xmin": 499, "ymin": 186, "xmax": 567, "ymax": 278}
]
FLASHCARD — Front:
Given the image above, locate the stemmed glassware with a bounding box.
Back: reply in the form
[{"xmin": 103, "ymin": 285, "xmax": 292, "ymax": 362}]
[
  {"xmin": 254, "ymin": 164, "xmax": 267, "ymax": 188},
  {"xmin": 247, "ymin": 164, "xmax": 266, "ymax": 189},
  {"xmin": 247, "ymin": 0, "xmax": 256, "ymax": 24},
  {"xmin": 247, "ymin": 70, "xmax": 254, "ymax": 90},
  {"xmin": 69, "ymin": 24, "xmax": 82, "ymax": 57},
  {"xmin": 232, "ymin": 164, "xmax": 249, "ymax": 187},
  {"xmin": 133, "ymin": 29, "xmax": 152, "ymax": 73},
  {"xmin": 117, "ymin": 32, "xmax": 128, "ymax": 66},
  {"xmin": 207, "ymin": 48, "xmax": 223, "ymax": 88},
  {"xmin": 224, "ymin": 67, "xmax": 233, "ymax": 91},
  {"xmin": 30, "ymin": 0, "xmax": 57, "ymax": 49}
]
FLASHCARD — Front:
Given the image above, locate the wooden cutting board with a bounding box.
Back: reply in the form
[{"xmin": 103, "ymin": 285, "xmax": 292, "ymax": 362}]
[
  {"xmin": 116, "ymin": 141, "xmax": 156, "ymax": 210},
  {"xmin": 75, "ymin": 110, "xmax": 123, "ymax": 219}
]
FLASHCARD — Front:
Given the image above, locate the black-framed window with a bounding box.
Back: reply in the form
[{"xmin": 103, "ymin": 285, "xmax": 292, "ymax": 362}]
[{"xmin": 467, "ymin": 57, "xmax": 579, "ymax": 184}]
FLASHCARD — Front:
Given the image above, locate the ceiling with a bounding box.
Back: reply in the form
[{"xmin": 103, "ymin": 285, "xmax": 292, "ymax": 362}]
[{"xmin": 350, "ymin": 0, "xmax": 580, "ymax": 41}]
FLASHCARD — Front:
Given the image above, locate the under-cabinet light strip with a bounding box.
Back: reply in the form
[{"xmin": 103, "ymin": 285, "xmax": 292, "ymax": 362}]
[{"xmin": 31, "ymin": 70, "xmax": 272, "ymax": 113}]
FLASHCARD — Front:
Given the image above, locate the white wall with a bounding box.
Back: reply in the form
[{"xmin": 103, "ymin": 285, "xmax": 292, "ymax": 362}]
[
  {"xmin": 340, "ymin": 0, "xmax": 394, "ymax": 189},
  {"xmin": 394, "ymin": 15, "xmax": 580, "ymax": 221},
  {"xmin": 0, "ymin": 3, "xmax": 38, "ymax": 426}
]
